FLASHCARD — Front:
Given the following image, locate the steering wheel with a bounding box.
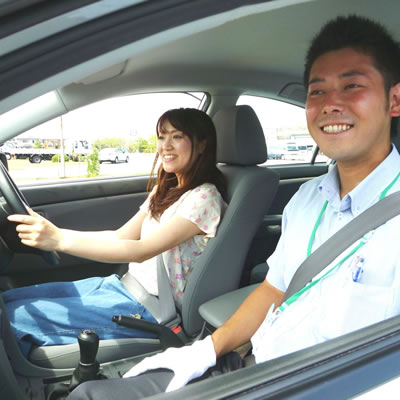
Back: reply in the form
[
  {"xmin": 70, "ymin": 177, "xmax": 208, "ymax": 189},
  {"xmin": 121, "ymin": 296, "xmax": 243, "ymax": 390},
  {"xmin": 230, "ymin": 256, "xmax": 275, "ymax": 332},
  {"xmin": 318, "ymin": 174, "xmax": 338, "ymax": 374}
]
[{"xmin": 0, "ymin": 161, "xmax": 59, "ymax": 265}]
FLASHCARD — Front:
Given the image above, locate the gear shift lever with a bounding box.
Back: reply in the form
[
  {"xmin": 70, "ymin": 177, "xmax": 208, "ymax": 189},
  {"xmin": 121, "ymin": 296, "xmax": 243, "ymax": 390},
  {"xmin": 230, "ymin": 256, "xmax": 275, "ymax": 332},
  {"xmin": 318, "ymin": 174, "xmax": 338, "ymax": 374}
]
[
  {"xmin": 47, "ymin": 330, "xmax": 106, "ymax": 399},
  {"xmin": 78, "ymin": 329, "xmax": 99, "ymax": 365},
  {"xmin": 69, "ymin": 329, "xmax": 101, "ymax": 391}
]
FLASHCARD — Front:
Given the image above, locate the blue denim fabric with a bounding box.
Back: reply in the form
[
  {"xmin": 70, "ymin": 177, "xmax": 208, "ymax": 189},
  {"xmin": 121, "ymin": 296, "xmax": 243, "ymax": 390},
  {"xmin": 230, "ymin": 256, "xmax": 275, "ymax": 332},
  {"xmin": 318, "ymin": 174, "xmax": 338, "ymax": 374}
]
[{"xmin": 2, "ymin": 274, "xmax": 157, "ymax": 357}]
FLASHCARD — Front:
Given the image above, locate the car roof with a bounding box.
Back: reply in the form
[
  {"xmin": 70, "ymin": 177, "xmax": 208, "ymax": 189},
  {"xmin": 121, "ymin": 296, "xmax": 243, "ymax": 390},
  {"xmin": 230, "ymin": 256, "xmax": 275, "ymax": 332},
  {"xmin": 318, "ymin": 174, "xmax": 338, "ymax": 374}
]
[{"xmin": 1, "ymin": 0, "xmax": 400, "ymax": 121}]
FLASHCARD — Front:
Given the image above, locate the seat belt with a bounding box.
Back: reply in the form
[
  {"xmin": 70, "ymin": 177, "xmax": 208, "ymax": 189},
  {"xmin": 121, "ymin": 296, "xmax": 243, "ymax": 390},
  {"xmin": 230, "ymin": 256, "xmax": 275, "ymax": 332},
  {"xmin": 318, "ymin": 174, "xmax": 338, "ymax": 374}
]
[
  {"xmin": 283, "ymin": 190, "xmax": 400, "ymax": 302},
  {"xmin": 156, "ymin": 255, "xmax": 180, "ymax": 325},
  {"xmin": 120, "ymin": 258, "xmax": 178, "ymax": 325}
]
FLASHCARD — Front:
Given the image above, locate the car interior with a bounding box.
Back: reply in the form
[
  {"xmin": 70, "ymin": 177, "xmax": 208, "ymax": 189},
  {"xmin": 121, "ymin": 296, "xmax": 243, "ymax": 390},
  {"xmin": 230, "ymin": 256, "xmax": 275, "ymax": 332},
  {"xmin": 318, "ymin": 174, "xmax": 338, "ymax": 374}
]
[{"xmin": 1, "ymin": 0, "xmax": 400, "ymax": 399}]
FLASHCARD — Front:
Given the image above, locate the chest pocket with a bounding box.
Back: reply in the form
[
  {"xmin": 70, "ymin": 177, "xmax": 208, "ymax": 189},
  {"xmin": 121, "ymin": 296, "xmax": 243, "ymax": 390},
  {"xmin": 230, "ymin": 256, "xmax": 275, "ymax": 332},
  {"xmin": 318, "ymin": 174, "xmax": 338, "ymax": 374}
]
[{"xmin": 317, "ymin": 273, "xmax": 398, "ymax": 339}]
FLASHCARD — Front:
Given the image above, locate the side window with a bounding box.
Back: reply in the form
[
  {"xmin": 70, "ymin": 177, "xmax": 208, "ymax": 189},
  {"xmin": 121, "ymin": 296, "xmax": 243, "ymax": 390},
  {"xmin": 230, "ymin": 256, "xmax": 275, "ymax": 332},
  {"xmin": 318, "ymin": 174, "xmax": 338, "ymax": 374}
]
[
  {"xmin": 4, "ymin": 92, "xmax": 206, "ymax": 185},
  {"xmin": 236, "ymin": 95, "xmax": 329, "ymax": 164}
]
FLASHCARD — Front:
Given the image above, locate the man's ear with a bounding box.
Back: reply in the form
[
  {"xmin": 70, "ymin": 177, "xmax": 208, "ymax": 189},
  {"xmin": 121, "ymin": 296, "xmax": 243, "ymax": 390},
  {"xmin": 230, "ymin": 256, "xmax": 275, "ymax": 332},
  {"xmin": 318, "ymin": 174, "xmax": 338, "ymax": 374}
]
[{"xmin": 389, "ymin": 83, "xmax": 400, "ymax": 117}]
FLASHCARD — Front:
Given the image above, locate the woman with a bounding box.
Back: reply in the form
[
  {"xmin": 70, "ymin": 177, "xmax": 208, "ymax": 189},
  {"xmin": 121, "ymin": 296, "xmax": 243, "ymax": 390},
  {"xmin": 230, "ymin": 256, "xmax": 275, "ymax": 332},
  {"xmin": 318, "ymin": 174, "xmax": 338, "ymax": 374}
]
[{"xmin": 3, "ymin": 108, "xmax": 226, "ymax": 357}]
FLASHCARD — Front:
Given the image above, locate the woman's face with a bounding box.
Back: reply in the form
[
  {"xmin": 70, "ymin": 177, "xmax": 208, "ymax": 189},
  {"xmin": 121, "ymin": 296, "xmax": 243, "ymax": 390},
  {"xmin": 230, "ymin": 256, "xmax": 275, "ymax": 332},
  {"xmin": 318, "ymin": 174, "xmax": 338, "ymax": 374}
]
[{"xmin": 157, "ymin": 120, "xmax": 195, "ymax": 184}]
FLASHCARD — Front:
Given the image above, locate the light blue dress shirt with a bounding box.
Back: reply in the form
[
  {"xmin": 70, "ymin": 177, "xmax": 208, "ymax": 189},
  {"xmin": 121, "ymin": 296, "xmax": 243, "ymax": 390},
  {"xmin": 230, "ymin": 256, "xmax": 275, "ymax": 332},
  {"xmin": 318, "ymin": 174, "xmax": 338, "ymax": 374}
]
[{"xmin": 252, "ymin": 145, "xmax": 400, "ymax": 363}]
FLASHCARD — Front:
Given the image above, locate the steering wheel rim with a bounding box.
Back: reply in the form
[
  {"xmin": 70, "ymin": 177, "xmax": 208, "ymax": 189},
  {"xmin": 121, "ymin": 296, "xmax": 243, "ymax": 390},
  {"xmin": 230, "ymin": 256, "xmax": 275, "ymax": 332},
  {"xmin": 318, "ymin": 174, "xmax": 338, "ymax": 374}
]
[{"xmin": 0, "ymin": 162, "xmax": 59, "ymax": 265}]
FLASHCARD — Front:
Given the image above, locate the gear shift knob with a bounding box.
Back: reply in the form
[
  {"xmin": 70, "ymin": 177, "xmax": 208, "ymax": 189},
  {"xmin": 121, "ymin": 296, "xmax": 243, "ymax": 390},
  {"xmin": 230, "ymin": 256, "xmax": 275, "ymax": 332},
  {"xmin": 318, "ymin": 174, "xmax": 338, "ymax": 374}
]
[
  {"xmin": 67, "ymin": 329, "xmax": 105, "ymax": 393},
  {"xmin": 78, "ymin": 329, "xmax": 99, "ymax": 365}
]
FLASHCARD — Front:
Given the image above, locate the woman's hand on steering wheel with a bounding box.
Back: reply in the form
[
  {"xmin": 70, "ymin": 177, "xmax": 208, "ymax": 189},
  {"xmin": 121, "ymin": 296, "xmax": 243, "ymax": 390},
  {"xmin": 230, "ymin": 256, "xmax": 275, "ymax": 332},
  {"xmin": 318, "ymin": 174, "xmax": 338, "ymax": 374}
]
[
  {"xmin": 8, "ymin": 209, "xmax": 63, "ymax": 252},
  {"xmin": 0, "ymin": 161, "xmax": 59, "ymax": 264}
]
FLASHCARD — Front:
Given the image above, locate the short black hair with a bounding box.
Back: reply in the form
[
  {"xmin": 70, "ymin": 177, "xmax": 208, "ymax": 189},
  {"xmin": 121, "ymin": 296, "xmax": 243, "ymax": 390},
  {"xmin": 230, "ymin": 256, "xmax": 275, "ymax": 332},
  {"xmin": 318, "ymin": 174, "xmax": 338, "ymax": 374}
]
[
  {"xmin": 304, "ymin": 15, "xmax": 400, "ymax": 93},
  {"xmin": 304, "ymin": 15, "xmax": 400, "ymax": 137}
]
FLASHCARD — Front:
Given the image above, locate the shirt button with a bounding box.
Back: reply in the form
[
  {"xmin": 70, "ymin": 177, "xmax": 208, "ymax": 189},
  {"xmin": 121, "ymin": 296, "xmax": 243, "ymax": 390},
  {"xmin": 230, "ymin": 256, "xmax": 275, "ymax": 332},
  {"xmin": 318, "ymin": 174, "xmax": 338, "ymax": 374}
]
[
  {"xmin": 338, "ymin": 212, "xmax": 343, "ymax": 220},
  {"xmin": 355, "ymin": 210, "xmax": 360, "ymax": 216}
]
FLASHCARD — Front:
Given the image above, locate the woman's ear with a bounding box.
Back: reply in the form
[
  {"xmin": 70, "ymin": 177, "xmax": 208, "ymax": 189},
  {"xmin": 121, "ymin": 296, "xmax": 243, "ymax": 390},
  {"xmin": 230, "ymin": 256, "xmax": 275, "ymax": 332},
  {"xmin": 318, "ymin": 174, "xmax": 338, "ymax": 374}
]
[{"xmin": 389, "ymin": 83, "xmax": 400, "ymax": 117}]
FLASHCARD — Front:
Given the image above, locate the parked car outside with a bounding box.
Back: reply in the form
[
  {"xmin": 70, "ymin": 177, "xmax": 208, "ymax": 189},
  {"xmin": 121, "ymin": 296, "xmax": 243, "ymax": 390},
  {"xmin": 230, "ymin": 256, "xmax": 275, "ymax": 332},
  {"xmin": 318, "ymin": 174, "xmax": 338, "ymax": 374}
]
[{"xmin": 99, "ymin": 148, "xmax": 129, "ymax": 164}]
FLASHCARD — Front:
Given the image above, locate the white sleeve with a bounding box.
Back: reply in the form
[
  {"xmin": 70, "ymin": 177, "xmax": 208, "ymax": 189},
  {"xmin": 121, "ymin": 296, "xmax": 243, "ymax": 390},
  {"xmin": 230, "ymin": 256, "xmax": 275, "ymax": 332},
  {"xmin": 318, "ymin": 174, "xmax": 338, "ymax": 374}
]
[
  {"xmin": 176, "ymin": 184, "xmax": 224, "ymax": 238},
  {"xmin": 266, "ymin": 190, "xmax": 299, "ymax": 292},
  {"xmin": 139, "ymin": 186, "xmax": 157, "ymax": 214}
]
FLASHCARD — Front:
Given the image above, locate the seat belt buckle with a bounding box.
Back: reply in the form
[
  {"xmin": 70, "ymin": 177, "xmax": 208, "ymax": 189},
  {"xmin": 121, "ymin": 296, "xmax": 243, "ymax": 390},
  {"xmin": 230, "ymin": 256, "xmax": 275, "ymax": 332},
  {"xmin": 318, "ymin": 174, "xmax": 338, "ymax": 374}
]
[{"xmin": 172, "ymin": 326, "xmax": 182, "ymax": 334}]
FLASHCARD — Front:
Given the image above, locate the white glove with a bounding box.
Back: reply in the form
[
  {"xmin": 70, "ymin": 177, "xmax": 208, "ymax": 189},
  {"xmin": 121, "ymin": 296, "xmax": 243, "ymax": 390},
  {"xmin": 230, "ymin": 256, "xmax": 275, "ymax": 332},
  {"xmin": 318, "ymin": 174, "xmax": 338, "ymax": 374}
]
[{"xmin": 123, "ymin": 335, "xmax": 216, "ymax": 392}]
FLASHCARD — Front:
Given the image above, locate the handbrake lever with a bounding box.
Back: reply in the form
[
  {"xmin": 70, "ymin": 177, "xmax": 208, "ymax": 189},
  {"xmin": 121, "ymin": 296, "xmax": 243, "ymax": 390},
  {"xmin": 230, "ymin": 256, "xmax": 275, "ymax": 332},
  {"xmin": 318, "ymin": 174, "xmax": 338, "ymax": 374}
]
[{"xmin": 112, "ymin": 314, "xmax": 183, "ymax": 349}]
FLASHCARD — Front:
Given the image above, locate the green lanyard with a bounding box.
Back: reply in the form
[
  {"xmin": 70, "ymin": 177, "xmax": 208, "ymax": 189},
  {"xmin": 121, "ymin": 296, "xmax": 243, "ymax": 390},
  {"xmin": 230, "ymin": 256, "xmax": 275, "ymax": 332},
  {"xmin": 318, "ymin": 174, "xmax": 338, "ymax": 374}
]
[{"xmin": 279, "ymin": 170, "xmax": 400, "ymax": 313}]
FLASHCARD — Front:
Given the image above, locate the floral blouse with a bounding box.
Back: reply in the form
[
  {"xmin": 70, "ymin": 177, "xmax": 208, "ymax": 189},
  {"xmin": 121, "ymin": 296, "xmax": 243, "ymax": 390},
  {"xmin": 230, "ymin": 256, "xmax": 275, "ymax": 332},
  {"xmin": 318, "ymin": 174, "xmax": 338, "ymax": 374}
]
[{"xmin": 128, "ymin": 183, "xmax": 226, "ymax": 303}]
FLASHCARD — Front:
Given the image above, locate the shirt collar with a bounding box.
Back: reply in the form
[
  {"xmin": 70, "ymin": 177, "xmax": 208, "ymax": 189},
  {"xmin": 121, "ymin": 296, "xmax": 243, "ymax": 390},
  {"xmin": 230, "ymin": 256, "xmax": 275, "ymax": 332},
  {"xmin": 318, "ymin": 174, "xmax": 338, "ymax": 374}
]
[
  {"xmin": 318, "ymin": 165, "xmax": 342, "ymax": 209},
  {"xmin": 319, "ymin": 144, "xmax": 400, "ymax": 215}
]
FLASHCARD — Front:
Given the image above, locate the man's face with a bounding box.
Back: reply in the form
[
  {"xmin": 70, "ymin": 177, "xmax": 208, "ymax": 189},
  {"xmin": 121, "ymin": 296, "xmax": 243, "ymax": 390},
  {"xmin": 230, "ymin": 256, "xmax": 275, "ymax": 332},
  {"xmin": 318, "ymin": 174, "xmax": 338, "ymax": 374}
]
[{"xmin": 305, "ymin": 47, "xmax": 394, "ymax": 168}]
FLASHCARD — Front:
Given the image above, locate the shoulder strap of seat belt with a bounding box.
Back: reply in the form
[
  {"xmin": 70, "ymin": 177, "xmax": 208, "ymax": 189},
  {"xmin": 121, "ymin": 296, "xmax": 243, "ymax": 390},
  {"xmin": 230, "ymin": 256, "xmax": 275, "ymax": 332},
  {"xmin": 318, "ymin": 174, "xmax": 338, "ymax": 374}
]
[
  {"xmin": 283, "ymin": 190, "xmax": 400, "ymax": 301},
  {"xmin": 156, "ymin": 255, "xmax": 179, "ymax": 324}
]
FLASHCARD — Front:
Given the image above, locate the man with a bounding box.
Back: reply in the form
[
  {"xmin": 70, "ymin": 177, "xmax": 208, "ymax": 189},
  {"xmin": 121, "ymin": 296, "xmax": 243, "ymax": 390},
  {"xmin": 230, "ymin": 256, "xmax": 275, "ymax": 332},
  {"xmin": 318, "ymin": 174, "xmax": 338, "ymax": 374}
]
[{"xmin": 68, "ymin": 15, "xmax": 400, "ymax": 399}]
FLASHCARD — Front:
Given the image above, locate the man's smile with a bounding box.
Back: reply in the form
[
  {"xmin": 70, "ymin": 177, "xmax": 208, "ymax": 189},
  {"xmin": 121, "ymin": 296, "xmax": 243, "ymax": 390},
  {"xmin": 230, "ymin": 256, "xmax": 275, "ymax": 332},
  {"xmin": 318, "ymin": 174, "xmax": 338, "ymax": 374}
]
[{"xmin": 320, "ymin": 124, "xmax": 353, "ymax": 133}]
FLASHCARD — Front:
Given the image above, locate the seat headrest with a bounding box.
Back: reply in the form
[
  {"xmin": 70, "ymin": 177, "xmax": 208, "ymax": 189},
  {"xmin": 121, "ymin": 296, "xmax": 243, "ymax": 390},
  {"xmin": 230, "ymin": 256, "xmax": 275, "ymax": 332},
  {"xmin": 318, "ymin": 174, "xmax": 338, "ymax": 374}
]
[{"xmin": 213, "ymin": 105, "xmax": 267, "ymax": 166}]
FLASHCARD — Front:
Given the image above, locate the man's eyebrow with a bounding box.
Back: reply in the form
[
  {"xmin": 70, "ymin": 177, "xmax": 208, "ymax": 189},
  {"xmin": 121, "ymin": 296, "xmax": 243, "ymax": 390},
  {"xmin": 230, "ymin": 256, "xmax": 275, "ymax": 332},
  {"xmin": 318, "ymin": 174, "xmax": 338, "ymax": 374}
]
[
  {"xmin": 308, "ymin": 77, "xmax": 324, "ymax": 86},
  {"xmin": 309, "ymin": 70, "xmax": 366, "ymax": 86},
  {"xmin": 340, "ymin": 70, "xmax": 365, "ymax": 78}
]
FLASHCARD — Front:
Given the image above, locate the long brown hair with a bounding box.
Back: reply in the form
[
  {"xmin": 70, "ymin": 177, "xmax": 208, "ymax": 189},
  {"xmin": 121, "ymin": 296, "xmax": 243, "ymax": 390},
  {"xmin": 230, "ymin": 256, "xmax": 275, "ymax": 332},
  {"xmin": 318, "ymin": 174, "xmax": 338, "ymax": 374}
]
[{"xmin": 147, "ymin": 108, "xmax": 225, "ymax": 219}]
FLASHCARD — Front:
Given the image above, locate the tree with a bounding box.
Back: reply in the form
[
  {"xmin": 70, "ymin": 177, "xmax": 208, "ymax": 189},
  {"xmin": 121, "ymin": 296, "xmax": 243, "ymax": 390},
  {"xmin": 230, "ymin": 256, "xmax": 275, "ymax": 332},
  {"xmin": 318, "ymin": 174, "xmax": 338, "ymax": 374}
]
[
  {"xmin": 33, "ymin": 140, "xmax": 43, "ymax": 149},
  {"xmin": 86, "ymin": 148, "xmax": 100, "ymax": 177},
  {"xmin": 145, "ymin": 135, "xmax": 157, "ymax": 153},
  {"xmin": 135, "ymin": 138, "xmax": 149, "ymax": 153},
  {"xmin": 128, "ymin": 141, "xmax": 139, "ymax": 153},
  {"xmin": 93, "ymin": 138, "xmax": 127, "ymax": 151},
  {"xmin": 51, "ymin": 154, "xmax": 70, "ymax": 163}
]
